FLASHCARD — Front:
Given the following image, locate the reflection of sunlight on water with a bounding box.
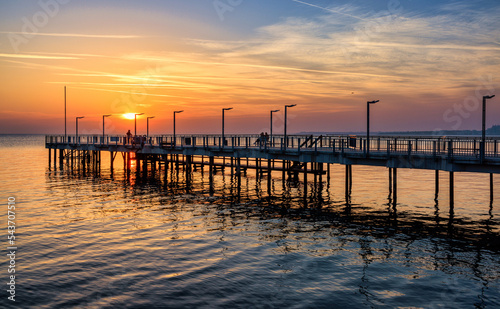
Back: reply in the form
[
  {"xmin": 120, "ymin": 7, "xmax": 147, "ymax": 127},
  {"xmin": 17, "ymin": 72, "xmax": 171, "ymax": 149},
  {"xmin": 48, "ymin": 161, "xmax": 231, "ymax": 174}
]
[{"xmin": 1, "ymin": 135, "xmax": 500, "ymax": 308}]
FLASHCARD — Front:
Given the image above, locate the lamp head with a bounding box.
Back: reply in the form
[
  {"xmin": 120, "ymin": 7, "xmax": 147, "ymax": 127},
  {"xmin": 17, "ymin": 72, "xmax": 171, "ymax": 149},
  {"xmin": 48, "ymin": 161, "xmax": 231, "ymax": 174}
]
[
  {"xmin": 271, "ymin": 109, "xmax": 280, "ymax": 113},
  {"xmin": 285, "ymin": 104, "xmax": 297, "ymax": 108},
  {"xmin": 148, "ymin": 116, "xmax": 155, "ymax": 119},
  {"xmin": 368, "ymin": 100, "xmax": 379, "ymax": 104},
  {"xmin": 76, "ymin": 116, "xmax": 84, "ymax": 119},
  {"xmin": 103, "ymin": 114, "xmax": 111, "ymax": 117},
  {"xmin": 484, "ymin": 95, "xmax": 496, "ymax": 99},
  {"xmin": 174, "ymin": 110, "xmax": 184, "ymax": 114},
  {"xmin": 223, "ymin": 107, "xmax": 233, "ymax": 111},
  {"xmin": 135, "ymin": 113, "xmax": 144, "ymax": 116}
]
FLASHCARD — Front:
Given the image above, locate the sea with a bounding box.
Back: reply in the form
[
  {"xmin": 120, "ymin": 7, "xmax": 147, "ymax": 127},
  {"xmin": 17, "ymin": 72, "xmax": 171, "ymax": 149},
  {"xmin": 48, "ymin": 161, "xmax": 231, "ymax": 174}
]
[{"xmin": 0, "ymin": 134, "xmax": 499, "ymax": 308}]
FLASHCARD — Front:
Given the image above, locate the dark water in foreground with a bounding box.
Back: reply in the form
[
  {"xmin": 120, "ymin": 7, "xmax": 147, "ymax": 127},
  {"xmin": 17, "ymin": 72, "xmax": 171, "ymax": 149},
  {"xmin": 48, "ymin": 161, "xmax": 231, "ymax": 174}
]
[{"xmin": 1, "ymin": 135, "xmax": 499, "ymax": 308}]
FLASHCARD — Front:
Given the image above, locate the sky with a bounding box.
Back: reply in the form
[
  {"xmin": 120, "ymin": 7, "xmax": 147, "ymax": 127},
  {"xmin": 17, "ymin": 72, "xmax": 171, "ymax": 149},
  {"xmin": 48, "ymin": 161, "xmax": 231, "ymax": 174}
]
[{"xmin": 0, "ymin": 0, "xmax": 499, "ymax": 135}]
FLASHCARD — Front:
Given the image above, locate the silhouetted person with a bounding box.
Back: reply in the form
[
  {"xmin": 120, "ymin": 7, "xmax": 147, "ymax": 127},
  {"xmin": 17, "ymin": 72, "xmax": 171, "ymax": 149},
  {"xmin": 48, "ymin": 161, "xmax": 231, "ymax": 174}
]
[{"xmin": 126, "ymin": 130, "xmax": 132, "ymax": 144}]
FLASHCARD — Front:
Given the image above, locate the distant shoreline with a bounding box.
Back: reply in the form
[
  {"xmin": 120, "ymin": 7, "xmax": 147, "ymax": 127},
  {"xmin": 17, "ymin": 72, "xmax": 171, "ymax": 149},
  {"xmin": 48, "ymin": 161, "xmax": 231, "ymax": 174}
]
[{"xmin": 2, "ymin": 129, "xmax": 500, "ymax": 138}]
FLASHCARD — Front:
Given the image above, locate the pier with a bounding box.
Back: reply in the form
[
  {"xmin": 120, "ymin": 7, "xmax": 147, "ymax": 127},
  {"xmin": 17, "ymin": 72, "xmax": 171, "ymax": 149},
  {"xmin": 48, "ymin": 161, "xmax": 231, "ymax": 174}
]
[{"xmin": 46, "ymin": 134, "xmax": 499, "ymax": 207}]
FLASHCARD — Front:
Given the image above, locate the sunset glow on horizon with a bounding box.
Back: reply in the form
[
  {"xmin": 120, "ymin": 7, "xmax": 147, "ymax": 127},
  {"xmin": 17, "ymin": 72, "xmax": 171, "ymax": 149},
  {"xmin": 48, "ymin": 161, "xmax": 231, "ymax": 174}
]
[{"xmin": 1, "ymin": 0, "xmax": 499, "ymax": 135}]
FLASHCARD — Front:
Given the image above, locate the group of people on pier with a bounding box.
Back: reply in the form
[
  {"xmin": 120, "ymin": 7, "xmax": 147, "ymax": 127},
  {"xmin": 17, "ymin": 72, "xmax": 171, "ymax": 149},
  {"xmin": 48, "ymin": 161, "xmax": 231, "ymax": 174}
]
[
  {"xmin": 126, "ymin": 130, "xmax": 148, "ymax": 148},
  {"xmin": 256, "ymin": 132, "xmax": 270, "ymax": 146}
]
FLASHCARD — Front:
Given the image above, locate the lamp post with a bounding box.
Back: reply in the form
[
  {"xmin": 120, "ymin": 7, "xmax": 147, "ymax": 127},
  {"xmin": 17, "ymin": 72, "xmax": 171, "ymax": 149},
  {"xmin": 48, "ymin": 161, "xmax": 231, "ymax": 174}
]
[
  {"xmin": 284, "ymin": 104, "xmax": 296, "ymax": 147},
  {"xmin": 270, "ymin": 109, "xmax": 279, "ymax": 147},
  {"xmin": 64, "ymin": 86, "xmax": 67, "ymax": 142},
  {"xmin": 76, "ymin": 116, "xmax": 84, "ymax": 143},
  {"xmin": 147, "ymin": 116, "xmax": 155, "ymax": 138},
  {"xmin": 173, "ymin": 110, "xmax": 183, "ymax": 145},
  {"xmin": 482, "ymin": 95, "xmax": 495, "ymax": 161},
  {"xmin": 134, "ymin": 113, "xmax": 144, "ymax": 136},
  {"xmin": 222, "ymin": 107, "xmax": 233, "ymax": 147},
  {"xmin": 367, "ymin": 100, "xmax": 379, "ymax": 155},
  {"xmin": 102, "ymin": 114, "xmax": 111, "ymax": 144}
]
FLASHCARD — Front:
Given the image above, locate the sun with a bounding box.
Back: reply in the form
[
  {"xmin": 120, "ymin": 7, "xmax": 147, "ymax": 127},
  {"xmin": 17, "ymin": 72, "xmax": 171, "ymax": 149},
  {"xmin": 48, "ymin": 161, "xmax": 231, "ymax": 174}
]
[{"xmin": 122, "ymin": 113, "xmax": 136, "ymax": 120}]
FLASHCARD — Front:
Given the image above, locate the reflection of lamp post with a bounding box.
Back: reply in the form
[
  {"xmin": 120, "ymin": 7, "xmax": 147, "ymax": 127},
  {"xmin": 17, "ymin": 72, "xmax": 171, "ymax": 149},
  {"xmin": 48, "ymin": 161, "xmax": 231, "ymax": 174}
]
[
  {"xmin": 482, "ymin": 95, "xmax": 495, "ymax": 160},
  {"xmin": 134, "ymin": 113, "xmax": 144, "ymax": 136},
  {"xmin": 270, "ymin": 109, "xmax": 279, "ymax": 145},
  {"xmin": 102, "ymin": 114, "xmax": 111, "ymax": 144},
  {"xmin": 367, "ymin": 100, "xmax": 379, "ymax": 154},
  {"xmin": 173, "ymin": 110, "xmax": 183, "ymax": 145},
  {"xmin": 222, "ymin": 107, "xmax": 233, "ymax": 147},
  {"xmin": 76, "ymin": 116, "xmax": 84, "ymax": 143},
  {"xmin": 284, "ymin": 104, "xmax": 296, "ymax": 147},
  {"xmin": 147, "ymin": 116, "xmax": 155, "ymax": 138}
]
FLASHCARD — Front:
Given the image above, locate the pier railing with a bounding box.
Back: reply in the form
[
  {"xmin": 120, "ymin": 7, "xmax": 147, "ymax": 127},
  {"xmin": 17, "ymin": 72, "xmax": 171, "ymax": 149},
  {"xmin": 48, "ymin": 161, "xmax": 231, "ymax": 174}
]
[{"xmin": 45, "ymin": 134, "xmax": 500, "ymax": 159}]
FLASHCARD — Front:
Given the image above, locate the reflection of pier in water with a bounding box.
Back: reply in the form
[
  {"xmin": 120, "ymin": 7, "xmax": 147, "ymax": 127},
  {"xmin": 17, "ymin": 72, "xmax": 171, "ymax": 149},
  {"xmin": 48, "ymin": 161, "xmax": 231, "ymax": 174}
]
[{"xmin": 46, "ymin": 157, "xmax": 500, "ymax": 305}]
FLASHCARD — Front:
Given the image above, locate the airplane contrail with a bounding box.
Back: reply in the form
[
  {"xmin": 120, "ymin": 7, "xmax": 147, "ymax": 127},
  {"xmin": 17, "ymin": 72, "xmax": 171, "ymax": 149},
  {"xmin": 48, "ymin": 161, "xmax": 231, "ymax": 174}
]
[{"xmin": 290, "ymin": 0, "xmax": 366, "ymax": 21}]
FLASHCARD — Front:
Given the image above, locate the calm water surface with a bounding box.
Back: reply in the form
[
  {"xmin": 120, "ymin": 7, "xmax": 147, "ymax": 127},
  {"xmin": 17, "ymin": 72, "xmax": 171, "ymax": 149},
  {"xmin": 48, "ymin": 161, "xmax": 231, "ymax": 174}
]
[{"xmin": 0, "ymin": 135, "xmax": 499, "ymax": 308}]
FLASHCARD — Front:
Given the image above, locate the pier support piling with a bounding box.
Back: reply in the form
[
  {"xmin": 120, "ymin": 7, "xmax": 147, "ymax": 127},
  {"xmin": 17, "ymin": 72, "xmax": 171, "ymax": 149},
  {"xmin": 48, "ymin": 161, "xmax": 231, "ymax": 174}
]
[
  {"xmin": 388, "ymin": 167, "xmax": 392, "ymax": 198},
  {"xmin": 392, "ymin": 168, "xmax": 397, "ymax": 205},
  {"xmin": 327, "ymin": 163, "xmax": 331, "ymax": 184},
  {"xmin": 490, "ymin": 173, "xmax": 494, "ymax": 202},
  {"xmin": 59, "ymin": 149, "xmax": 64, "ymax": 169},
  {"xmin": 209, "ymin": 156, "xmax": 214, "ymax": 196},
  {"xmin": 304, "ymin": 162, "xmax": 308, "ymax": 205},
  {"xmin": 435, "ymin": 170, "xmax": 439, "ymax": 201},
  {"xmin": 110, "ymin": 152, "xmax": 114, "ymax": 173},
  {"xmin": 345, "ymin": 165, "xmax": 352, "ymax": 203},
  {"xmin": 267, "ymin": 159, "xmax": 272, "ymax": 194},
  {"xmin": 449, "ymin": 171, "xmax": 455, "ymax": 207},
  {"xmin": 126, "ymin": 152, "xmax": 131, "ymax": 172},
  {"xmin": 349, "ymin": 165, "xmax": 353, "ymax": 195}
]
